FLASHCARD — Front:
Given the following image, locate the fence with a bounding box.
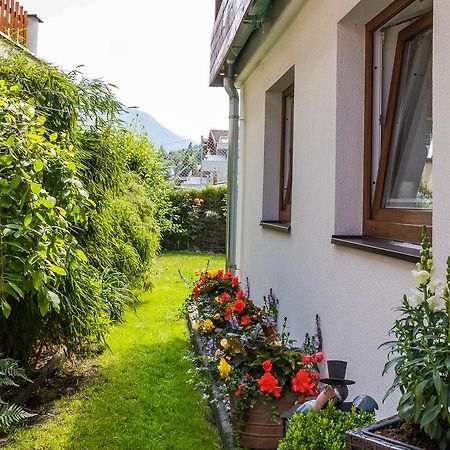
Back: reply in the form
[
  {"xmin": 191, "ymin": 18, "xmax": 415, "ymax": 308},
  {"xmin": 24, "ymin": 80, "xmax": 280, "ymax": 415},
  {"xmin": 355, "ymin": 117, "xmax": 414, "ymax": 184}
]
[{"xmin": 0, "ymin": 0, "xmax": 28, "ymax": 46}]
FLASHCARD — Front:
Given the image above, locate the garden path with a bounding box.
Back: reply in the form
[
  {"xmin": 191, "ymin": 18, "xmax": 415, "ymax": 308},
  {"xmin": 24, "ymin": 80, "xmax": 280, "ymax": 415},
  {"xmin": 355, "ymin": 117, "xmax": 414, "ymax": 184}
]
[{"xmin": 5, "ymin": 252, "xmax": 223, "ymax": 450}]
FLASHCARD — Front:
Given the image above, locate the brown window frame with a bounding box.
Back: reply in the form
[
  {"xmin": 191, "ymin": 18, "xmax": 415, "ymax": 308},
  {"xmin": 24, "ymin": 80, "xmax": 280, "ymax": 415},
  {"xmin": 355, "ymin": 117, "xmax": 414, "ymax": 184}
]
[
  {"xmin": 279, "ymin": 84, "xmax": 294, "ymax": 223},
  {"xmin": 364, "ymin": 0, "xmax": 432, "ymax": 244}
]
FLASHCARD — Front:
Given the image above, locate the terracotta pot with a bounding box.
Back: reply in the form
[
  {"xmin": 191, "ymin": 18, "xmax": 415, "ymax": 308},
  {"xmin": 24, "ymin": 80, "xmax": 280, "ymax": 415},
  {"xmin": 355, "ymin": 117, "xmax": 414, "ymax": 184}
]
[{"xmin": 231, "ymin": 391, "xmax": 301, "ymax": 450}]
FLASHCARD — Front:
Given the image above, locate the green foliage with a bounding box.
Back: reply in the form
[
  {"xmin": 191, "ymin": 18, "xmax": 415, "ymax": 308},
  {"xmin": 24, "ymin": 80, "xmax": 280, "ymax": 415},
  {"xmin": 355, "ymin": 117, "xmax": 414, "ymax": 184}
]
[
  {"xmin": 381, "ymin": 228, "xmax": 450, "ymax": 449},
  {"xmin": 163, "ymin": 143, "xmax": 202, "ymax": 180},
  {"xmin": 0, "ymin": 355, "xmax": 34, "ymax": 432},
  {"xmin": 163, "ymin": 186, "xmax": 226, "ymax": 251},
  {"xmin": 278, "ymin": 403, "xmax": 375, "ymax": 450},
  {"xmin": 0, "ymin": 52, "xmax": 168, "ymax": 363}
]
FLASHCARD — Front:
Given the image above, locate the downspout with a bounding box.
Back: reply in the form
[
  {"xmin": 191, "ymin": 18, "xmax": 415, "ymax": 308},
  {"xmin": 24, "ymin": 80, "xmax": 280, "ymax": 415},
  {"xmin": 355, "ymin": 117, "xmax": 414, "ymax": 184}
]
[{"xmin": 224, "ymin": 62, "xmax": 239, "ymax": 272}]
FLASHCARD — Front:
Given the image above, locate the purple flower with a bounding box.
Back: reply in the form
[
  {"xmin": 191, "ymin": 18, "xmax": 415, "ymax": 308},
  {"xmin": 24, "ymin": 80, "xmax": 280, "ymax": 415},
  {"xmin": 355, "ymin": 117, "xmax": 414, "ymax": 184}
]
[
  {"xmin": 206, "ymin": 338, "xmax": 217, "ymax": 354},
  {"xmin": 262, "ymin": 315, "xmax": 276, "ymax": 327},
  {"xmin": 229, "ymin": 316, "xmax": 239, "ymax": 329}
]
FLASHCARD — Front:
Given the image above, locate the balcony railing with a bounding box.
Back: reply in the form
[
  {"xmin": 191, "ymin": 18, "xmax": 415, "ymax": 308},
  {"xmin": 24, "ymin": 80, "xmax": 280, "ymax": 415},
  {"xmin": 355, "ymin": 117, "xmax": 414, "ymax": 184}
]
[{"xmin": 0, "ymin": 0, "xmax": 28, "ymax": 46}]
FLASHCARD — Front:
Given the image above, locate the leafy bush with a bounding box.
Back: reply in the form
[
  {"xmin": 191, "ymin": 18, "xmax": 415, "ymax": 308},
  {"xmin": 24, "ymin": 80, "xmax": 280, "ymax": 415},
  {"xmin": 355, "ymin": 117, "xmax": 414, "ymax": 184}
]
[
  {"xmin": 0, "ymin": 355, "xmax": 34, "ymax": 432},
  {"xmin": 0, "ymin": 52, "xmax": 168, "ymax": 363},
  {"xmin": 278, "ymin": 403, "xmax": 374, "ymax": 450},
  {"xmin": 162, "ymin": 186, "xmax": 226, "ymax": 252},
  {"xmin": 381, "ymin": 228, "xmax": 450, "ymax": 449}
]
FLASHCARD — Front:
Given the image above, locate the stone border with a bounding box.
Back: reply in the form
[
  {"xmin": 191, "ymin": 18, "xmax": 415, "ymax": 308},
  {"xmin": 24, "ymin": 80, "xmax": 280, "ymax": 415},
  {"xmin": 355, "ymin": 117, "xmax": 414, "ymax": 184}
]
[{"xmin": 186, "ymin": 316, "xmax": 235, "ymax": 450}]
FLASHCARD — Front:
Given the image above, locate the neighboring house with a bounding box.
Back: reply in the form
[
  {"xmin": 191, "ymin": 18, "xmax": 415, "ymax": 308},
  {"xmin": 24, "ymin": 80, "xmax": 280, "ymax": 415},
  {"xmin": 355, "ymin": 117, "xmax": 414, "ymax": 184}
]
[
  {"xmin": 210, "ymin": 0, "xmax": 447, "ymax": 417},
  {"xmin": 0, "ymin": 0, "xmax": 42, "ymax": 57},
  {"xmin": 201, "ymin": 129, "xmax": 228, "ymax": 185}
]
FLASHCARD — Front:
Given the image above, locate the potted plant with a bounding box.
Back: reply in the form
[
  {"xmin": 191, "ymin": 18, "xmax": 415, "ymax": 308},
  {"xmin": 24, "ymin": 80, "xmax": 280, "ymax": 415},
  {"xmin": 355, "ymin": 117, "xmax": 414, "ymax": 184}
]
[
  {"xmin": 185, "ymin": 269, "xmax": 323, "ymax": 449},
  {"xmin": 347, "ymin": 229, "xmax": 449, "ymax": 450}
]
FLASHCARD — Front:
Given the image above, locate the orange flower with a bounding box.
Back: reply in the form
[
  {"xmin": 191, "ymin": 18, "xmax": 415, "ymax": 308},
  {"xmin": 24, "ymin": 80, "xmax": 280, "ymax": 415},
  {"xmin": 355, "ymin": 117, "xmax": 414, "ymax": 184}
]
[
  {"xmin": 258, "ymin": 372, "xmax": 282, "ymax": 397},
  {"xmin": 291, "ymin": 369, "xmax": 318, "ymax": 396},
  {"xmin": 240, "ymin": 315, "xmax": 251, "ymax": 326},
  {"xmin": 232, "ymin": 299, "xmax": 246, "ymax": 314}
]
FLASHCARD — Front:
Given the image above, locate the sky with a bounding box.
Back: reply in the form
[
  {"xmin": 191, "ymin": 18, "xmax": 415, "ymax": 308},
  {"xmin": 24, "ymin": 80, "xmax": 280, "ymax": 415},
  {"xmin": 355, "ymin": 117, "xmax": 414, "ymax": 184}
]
[{"xmin": 21, "ymin": 0, "xmax": 229, "ymax": 142}]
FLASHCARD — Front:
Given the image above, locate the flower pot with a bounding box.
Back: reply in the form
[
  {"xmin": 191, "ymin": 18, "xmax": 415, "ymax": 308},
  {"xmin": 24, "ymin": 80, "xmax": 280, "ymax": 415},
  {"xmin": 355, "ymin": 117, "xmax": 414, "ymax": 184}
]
[
  {"xmin": 346, "ymin": 416, "xmax": 435, "ymax": 450},
  {"xmin": 231, "ymin": 391, "xmax": 301, "ymax": 450}
]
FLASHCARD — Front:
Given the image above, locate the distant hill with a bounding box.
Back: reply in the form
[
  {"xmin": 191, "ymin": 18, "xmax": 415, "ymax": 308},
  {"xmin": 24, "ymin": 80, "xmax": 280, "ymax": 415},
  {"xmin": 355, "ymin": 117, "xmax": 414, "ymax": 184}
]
[{"xmin": 121, "ymin": 108, "xmax": 196, "ymax": 152}]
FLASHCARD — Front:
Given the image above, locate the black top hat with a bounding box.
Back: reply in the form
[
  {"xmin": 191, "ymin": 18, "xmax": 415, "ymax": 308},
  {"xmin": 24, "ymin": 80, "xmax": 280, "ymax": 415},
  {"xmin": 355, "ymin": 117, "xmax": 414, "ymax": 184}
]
[{"xmin": 320, "ymin": 360, "xmax": 355, "ymax": 386}]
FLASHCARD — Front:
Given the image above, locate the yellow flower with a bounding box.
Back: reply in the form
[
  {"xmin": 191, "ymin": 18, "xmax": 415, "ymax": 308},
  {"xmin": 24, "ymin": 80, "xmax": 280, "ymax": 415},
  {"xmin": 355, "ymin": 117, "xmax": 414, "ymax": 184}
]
[
  {"xmin": 207, "ymin": 269, "xmax": 218, "ymax": 278},
  {"xmin": 214, "ymin": 313, "xmax": 221, "ymax": 320},
  {"xmin": 220, "ymin": 338, "xmax": 230, "ymax": 349},
  {"xmin": 194, "ymin": 321, "xmax": 202, "ymax": 330},
  {"xmin": 218, "ymin": 358, "xmax": 232, "ymax": 379},
  {"xmin": 203, "ymin": 319, "xmax": 214, "ymax": 331}
]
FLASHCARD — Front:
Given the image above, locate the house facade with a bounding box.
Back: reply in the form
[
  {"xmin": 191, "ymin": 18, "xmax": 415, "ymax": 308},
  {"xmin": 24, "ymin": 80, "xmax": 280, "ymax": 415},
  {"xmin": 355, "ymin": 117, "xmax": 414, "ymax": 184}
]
[{"xmin": 210, "ymin": 0, "xmax": 449, "ymax": 417}]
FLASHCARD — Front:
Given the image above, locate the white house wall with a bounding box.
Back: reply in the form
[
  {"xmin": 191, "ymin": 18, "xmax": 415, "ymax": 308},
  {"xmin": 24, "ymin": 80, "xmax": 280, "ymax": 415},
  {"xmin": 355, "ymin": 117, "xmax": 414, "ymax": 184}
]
[{"xmin": 234, "ymin": 0, "xmax": 450, "ymax": 417}]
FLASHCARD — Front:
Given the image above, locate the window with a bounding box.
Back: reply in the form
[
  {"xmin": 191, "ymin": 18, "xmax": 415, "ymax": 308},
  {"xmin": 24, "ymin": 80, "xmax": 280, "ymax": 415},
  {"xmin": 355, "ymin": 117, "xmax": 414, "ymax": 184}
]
[
  {"xmin": 364, "ymin": 0, "xmax": 432, "ymax": 244},
  {"xmin": 279, "ymin": 85, "xmax": 294, "ymax": 222},
  {"xmin": 261, "ymin": 67, "xmax": 294, "ymax": 230}
]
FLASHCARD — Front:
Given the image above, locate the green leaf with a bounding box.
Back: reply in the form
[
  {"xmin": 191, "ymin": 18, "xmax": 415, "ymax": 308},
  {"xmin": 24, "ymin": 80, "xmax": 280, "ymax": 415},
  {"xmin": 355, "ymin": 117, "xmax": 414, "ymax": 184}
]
[
  {"xmin": 5, "ymin": 135, "xmax": 15, "ymax": 146},
  {"xmin": 33, "ymin": 159, "xmax": 44, "ymax": 172},
  {"xmin": 67, "ymin": 161, "xmax": 76, "ymax": 171},
  {"xmin": 420, "ymin": 404, "xmax": 441, "ymax": 428},
  {"xmin": 32, "ymin": 270, "xmax": 45, "ymax": 289},
  {"xmin": 30, "ymin": 182, "xmax": 41, "ymax": 195},
  {"xmin": 40, "ymin": 197, "xmax": 56, "ymax": 209},
  {"xmin": 38, "ymin": 291, "xmax": 49, "ymax": 316},
  {"xmin": 48, "ymin": 291, "xmax": 60, "ymax": 312},
  {"xmin": 1, "ymin": 300, "xmax": 11, "ymax": 319},
  {"xmin": 49, "ymin": 132, "xmax": 58, "ymax": 142},
  {"xmin": 49, "ymin": 265, "xmax": 67, "ymax": 276},
  {"xmin": 23, "ymin": 214, "xmax": 32, "ymax": 227},
  {"xmin": 75, "ymin": 249, "xmax": 88, "ymax": 262},
  {"xmin": 0, "ymin": 154, "xmax": 13, "ymax": 165}
]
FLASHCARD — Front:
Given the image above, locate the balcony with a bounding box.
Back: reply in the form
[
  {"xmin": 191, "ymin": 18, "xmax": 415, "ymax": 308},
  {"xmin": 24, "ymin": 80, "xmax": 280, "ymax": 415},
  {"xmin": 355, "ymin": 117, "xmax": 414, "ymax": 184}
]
[{"xmin": 0, "ymin": 0, "xmax": 29, "ymax": 47}]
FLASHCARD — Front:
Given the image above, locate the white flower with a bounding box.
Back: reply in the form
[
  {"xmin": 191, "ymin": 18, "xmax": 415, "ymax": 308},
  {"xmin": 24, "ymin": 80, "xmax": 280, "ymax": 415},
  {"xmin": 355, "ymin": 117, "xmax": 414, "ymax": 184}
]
[
  {"xmin": 412, "ymin": 269, "xmax": 431, "ymax": 286},
  {"xmin": 416, "ymin": 263, "xmax": 423, "ymax": 271},
  {"xmin": 428, "ymin": 295, "xmax": 443, "ymax": 310},
  {"xmin": 408, "ymin": 289, "xmax": 423, "ymax": 305},
  {"xmin": 430, "ymin": 279, "xmax": 445, "ymax": 295}
]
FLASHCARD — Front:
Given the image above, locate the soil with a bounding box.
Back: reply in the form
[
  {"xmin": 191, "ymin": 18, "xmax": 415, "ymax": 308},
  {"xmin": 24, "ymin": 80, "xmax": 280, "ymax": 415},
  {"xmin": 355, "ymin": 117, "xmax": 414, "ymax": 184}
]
[
  {"xmin": 374, "ymin": 421, "xmax": 440, "ymax": 450},
  {"xmin": 0, "ymin": 356, "xmax": 104, "ymax": 446}
]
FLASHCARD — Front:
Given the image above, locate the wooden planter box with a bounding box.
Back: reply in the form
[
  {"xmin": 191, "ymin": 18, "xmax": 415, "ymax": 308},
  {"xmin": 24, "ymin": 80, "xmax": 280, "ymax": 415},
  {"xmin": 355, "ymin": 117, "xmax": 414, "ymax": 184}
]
[{"xmin": 346, "ymin": 416, "xmax": 422, "ymax": 450}]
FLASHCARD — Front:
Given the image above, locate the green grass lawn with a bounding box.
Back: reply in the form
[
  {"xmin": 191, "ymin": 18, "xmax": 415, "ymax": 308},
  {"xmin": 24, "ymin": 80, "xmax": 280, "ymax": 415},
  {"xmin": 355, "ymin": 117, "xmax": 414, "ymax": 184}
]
[{"xmin": 5, "ymin": 252, "xmax": 224, "ymax": 450}]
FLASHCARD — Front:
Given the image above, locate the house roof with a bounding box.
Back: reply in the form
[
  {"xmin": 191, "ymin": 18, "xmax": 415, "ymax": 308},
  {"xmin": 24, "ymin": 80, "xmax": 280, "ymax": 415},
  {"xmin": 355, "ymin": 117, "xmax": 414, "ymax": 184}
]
[{"xmin": 210, "ymin": 129, "xmax": 228, "ymax": 142}]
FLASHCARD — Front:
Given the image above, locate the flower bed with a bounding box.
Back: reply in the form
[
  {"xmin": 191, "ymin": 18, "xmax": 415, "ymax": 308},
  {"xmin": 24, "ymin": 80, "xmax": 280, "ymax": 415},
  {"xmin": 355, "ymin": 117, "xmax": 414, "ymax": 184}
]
[{"xmin": 184, "ymin": 269, "xmax": 323, "ymax": 448}]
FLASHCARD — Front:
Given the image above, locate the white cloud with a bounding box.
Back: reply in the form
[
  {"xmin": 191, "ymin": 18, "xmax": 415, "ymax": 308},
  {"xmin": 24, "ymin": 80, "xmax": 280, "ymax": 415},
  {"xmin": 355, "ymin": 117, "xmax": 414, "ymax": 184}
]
[{"xmin": 20, "ymin": 0, "xmax": 229, "ymax": 141}]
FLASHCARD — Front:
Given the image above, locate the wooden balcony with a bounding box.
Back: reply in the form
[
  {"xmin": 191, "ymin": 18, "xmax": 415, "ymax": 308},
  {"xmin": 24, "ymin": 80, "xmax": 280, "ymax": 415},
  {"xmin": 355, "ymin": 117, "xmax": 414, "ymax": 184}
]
[
  {"xmin": 210, "ymin": 0, "xmax": 252, "ymax": 86},
  {"xmin": 0, "ymin": 0, "xmax": 28, "ymax": 47}
]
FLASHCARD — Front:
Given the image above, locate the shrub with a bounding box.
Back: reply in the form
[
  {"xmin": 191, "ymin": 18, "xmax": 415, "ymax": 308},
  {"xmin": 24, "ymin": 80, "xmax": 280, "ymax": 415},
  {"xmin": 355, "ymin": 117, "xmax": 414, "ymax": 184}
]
[
  {"xmin": 278, "ymin": 402, "xmax": 374, "ymax": 450},
  {"xmin": 162, "ymin": 186, "xmax": 226, "ymax": 252},
  {"xmin": 0, "ymin": 52, "xmax": 168, "ymax": 363}
]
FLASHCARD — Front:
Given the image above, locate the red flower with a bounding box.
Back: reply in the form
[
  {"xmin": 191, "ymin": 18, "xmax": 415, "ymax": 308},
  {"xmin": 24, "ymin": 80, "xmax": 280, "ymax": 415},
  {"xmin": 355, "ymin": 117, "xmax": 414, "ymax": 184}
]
[
  {"xmin": 235, "ymin": 383, "xmax": 245, "ymax": 397},
  {"xmin": 193, "ymin": 284, "xmax": 201, "ymax": 299},
  {"xmin": 217, "ymin": 270, "xmax": 224, "ymax": 278},
  {"xmin": 231, "ymin": 276, "xmax": 239, "ymax": 288},
  {"xmin": 232, "ymin": 299, "xmax": 246, "ymax": 314},
  {"xmin": 258, "ymin": 372, "xmax": 281, "ymax": 397},
  {"xmin": 266, "ymin": 326, "xmax": 276, "ymax": 336},
  {"xmin": 315, "ymin": 352, "xmax": 324, "ymax": 363},
  {"xmin": 240, "ymin": 315, "xmax": 251, "ymax": 326},
  {"xmin": 272, "ymin": 386, "xmax": 283, "ymax": 398},
  {"xmin": 262, "ymin": 360, "xmax": 272, "ymax": 372},
  {"xmin": 291, "ymin": 369, "xmax": 318, "ymax": 396},
  {"xmin": 224, "ymin": 271, "xmax": 234, "ymax": 279},
  {"xmin": 224, "ymin": 307, "xmax": 232, "ymax": 321},
  {"xmin": 220, "ymin": 292, "xmax": 231, "ymax": 304},
  {"xmin": 304, "ymin": 355, "xmax": 314, "ymax": 364},
  {"xmin": 236, "ymin": 290, "xmax": 246, "ymax": 300}
]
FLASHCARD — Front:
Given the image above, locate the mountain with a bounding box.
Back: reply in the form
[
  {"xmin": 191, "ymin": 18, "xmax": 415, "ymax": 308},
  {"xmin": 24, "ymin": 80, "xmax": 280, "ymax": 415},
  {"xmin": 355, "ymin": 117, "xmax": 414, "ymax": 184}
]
[{"xmin": 121, "ymin": 108, "xmax": 196, "ymax": 152}]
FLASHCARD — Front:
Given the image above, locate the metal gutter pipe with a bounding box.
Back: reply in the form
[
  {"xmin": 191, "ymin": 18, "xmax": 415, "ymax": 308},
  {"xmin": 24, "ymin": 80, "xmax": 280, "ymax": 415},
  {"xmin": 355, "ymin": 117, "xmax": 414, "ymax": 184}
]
[{"xmin": 224, "ymin": 62, "xmax": 239, "ymax": 273}]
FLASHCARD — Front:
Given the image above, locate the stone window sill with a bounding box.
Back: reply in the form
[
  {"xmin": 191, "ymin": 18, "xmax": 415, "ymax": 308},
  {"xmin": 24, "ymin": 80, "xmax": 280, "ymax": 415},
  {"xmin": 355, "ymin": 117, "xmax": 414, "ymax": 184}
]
[
  {"xmin": 331, "ymin": 235, "xmax": 420, "ymax": 263},
  {"xmin": 260, "ymin": 221, "xmax": 291, "ymax": 233}
]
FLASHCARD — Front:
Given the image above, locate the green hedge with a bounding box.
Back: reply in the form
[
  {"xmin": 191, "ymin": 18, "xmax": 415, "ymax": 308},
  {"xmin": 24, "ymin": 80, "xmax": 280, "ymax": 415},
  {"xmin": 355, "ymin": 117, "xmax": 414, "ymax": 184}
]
[
  {"xmin": 162, "ymin": 186, "xmax": 226, "ymax": 253},
  {"xmin": 0, "ymin": 52, "xmax": 169, "ymax": 363}
]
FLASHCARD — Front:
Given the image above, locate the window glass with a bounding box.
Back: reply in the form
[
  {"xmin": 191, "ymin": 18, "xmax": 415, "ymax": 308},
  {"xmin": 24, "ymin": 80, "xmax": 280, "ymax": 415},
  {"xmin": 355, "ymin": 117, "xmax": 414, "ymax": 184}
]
[
  {"xmin": 281, "ymin": 91, "xmax": 294, "ymax": 212},
  {"xmin": 382, "ymin": 27, "xmax": 432, "ymax": 209}
]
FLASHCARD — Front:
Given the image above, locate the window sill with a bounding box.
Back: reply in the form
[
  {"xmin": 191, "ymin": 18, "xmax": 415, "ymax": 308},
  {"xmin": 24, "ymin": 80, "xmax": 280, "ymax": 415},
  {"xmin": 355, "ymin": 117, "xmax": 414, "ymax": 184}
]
[
  {"xmin": 260, "ymin": 221, "xmax": 291, "ymax": 233},
  {"xmin": 331, "ymin": 235, "xmax": 420, "ymax": 263}
]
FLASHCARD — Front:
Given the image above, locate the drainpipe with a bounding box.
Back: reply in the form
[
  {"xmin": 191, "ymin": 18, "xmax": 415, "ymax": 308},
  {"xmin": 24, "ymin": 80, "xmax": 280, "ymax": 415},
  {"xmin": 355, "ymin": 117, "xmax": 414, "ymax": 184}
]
[{"xmin": 224, "ymin": 62, "xmax": 239, "ymax": 273}]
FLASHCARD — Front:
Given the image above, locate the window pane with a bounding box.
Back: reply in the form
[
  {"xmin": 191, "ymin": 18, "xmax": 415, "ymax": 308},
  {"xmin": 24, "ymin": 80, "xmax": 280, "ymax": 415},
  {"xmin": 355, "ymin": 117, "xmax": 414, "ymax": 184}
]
[
  {"xmin": 282, "ymin": 92, "xmax": 294, "ymax": 209},
  {"xmin": 382, "ymin": 27, "xmax": 432, "ymax": 210}
]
